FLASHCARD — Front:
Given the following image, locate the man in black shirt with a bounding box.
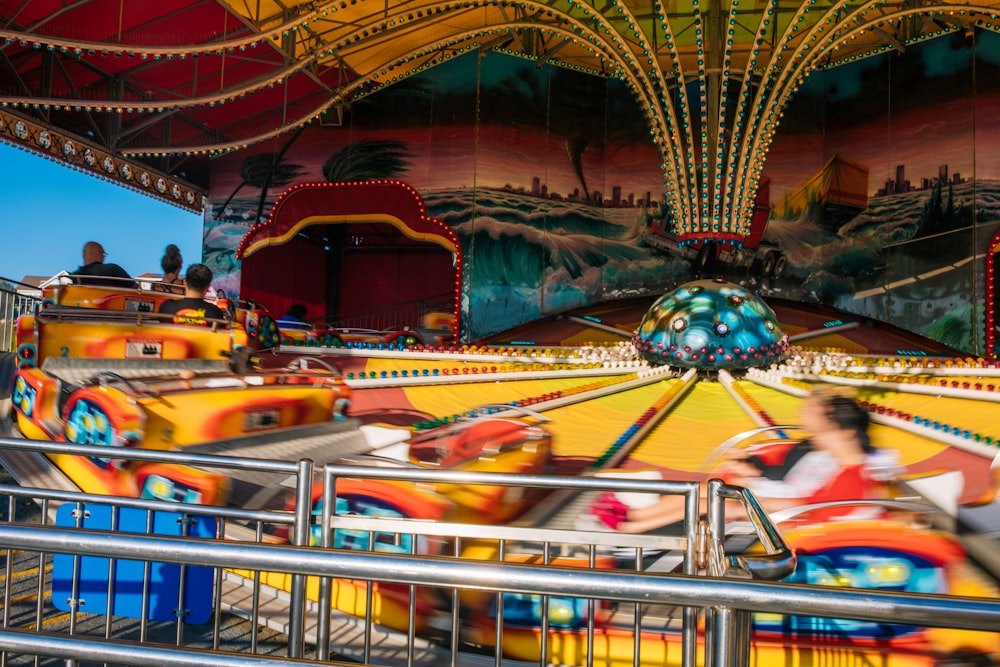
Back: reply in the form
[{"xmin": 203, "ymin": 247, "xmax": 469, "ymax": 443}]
[
  {"xmin": 157, "ymin": 263, "xmax": 226, "ymax": 325},
  {"xmin": 71, "ymin": 241, "xmax": 134, "ymax": 287}
]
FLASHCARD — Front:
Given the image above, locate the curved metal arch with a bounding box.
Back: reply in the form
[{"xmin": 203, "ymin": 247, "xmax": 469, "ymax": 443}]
[
  {"xmin": 345, "ymin": 0, "xmax": 677, "ymax": 127},
  {"xmin": 358, "ymin": 12, "xmax": 699, "ymax": 219},
  {"xmin": 730, "ymin": 3, "xmax": 1000, "ymax": 235},
  {"xmin": 127, "ymin": 8, "xmax": 691, "ymax": 171},
  {"xmin": 4, "ymin": 0, "xmax": 996, "ymax": 239},
  {"xmin": 136, "ymin": 2, "xmax": 653, "ymax": 154},
  {"xmin": 85, "ymin": 0, "xmax": 696, "ymax": 207},
  {"xmin": 0, "ymin": 49, "xmax": 327, "ymax": 114},
  {"xmin": 730, "ymin": 0, "xmax": 878, "ymax": 232},
  {"xmin": 0, "ymin": 4, "xmax": 332, "ymax": 57},
  {"xmin": 727, "ymin": 0, "xmax": 793, "ymax": 234},
  {"xmin": 722, "ymin": 0, "xmax": 782, "ymax": 236},
  {"xmin": 704, "ymin": 0, "xmax": 747, "ymax": 228}
]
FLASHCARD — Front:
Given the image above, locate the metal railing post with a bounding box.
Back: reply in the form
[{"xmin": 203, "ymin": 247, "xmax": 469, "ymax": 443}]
[
  {"xmin": 732, "ymin": 607, "xmax": 752, "ymax": 666},
  {"xmin": 286, "ymin": 458, "xmax": 314, "ymax": 658},
  {"xmin": 705, "ymin": 479, "xmax": 756, "ymax": 667},
  {"xmin": 4, "ymin": 520, "xmax": 999, "ymax": 667},
  {"xmin": 710, "ymin": 606, "xmax": 735, "ymax": 667},
  {"xmin": 316, "ymin": 471, "xmax": 337, "ymax": 661},
  {"xmin": 681, "ymin": 483, "xmax": 702, "ymax": 667}
]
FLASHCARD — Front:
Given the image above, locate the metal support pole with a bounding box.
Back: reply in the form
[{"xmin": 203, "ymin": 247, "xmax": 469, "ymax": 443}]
[
  {"xmin": 710, "ymin": 605, "xmax": 738, "ymax": 667},
  {"xmin": 732, "ymin": 608, "xmax": 752, "ymax": 666},
  {"xmin": 705, "ymin": 479, "xmax": 755, "ymax": 666},
  {"xmin": 316, "ymin": 470, "xmax": 336, "ymax": 661}
]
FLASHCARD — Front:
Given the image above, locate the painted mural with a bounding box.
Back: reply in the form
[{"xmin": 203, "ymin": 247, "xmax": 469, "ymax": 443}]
[
  {"xmin": 763, "ymin": 30, "xmax": 1000, "ymax": 355},
  {"xmin": 205, "ymin": 30, "xmax": 1000, "ymax": 352}
]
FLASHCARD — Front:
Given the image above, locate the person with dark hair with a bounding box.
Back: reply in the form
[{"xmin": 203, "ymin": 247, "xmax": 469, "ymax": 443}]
[
  {"xmin": 157, "ymin": 263, "xmax": 225, "ymax": 325},
  {"xmin": 723, "ymin": 388, "xmax": 873, "ymax": 501},
  {"xmin": 597, "ymin": 386, "xmax": 877, "ymax": 533},
  {"xmin": 70, "ymin": 241, "xmax": 133, "ymax": 287},
  {"xmin": 160, "ymin": 244, "xmax": 184, "ymax": 285},
  {"xmin": 278, "ymin": 303, "xmax": 311, "ymax": 329},
  {"xmin": 720, "ymin": 385, "xmax": 871, "ymax": 493}
]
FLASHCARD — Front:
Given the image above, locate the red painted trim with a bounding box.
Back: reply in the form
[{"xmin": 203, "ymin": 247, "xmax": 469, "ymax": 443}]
[{"xmin": 987, "ymin": 229, "xmax": 1000, "ymax": 360}]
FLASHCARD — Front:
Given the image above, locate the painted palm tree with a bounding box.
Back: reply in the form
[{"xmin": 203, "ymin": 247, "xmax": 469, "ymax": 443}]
[
  {"xmin": 218, "ymin": 152, "xmax": 305, "ymax": 220},
  {"xmin": 322, "ymin": 139, "xmax": 413, "ymax": 182},
  {"xmin": 208, "ymin": 136, "xmax": 306, "ymax": 290}
]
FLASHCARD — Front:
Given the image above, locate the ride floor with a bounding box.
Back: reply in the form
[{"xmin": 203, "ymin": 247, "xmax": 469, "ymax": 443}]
[{"xmin": 309, "ymin": 295, "xmax": 997, "ymax": 508}]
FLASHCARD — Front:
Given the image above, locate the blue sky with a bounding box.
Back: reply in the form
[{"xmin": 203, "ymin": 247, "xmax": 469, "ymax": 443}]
[{"xmin": 0, "ymin": 141, "xmax": 204, "ymax": 285}]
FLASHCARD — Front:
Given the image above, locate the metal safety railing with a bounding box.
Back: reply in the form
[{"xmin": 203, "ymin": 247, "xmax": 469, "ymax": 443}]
[
  {"xmin": 0, "ymin": 278, "xmax": 40, "ymax": 353},
  {"xmin": 1, "ymin": 434, "xmax": 999, "ymax": 667},
  {"xmin": 325, "ymin": 293, "xmax": 454, "ymax": 333},
  {"xmin": 2, "ymin": 520, "xmax": 999, "ymax": 667}
]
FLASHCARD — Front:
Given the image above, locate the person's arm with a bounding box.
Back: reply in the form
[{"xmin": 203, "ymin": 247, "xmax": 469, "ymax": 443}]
[
  {"xmin": 616, "ymin": 493, "xmax": 693, "ymax": 533},
  {"xmin": 617, "ymin": 501, "xmax": 686, "ymax": 533},
  {"xmin": 744, "ymin": 450, "xmax": 837, "ymax": 499},
  {"xmin": 615, "ymin": 450, "xmax": 832, "ymax": 534},
  {"xmin": 720, "ymin": 460, "xmax": 763, "ymax": 481}
]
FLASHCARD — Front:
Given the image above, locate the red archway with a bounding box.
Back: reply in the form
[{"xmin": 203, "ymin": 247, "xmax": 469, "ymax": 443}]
[{"xmin": 237, "ymin": 180, "xmax": 461, "ymax": 338}]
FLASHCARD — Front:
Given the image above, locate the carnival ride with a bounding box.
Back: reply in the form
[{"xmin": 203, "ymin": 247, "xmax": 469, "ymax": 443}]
[
  {"xmin": 2, "ymin": 275, "xmax": 999, "ymax": 665},
  {"xmin": 3, "ymin": 275, "xmax": 555, "ymax": 515},
  {"xmin": 13, "ymin": 279, "xmax": 243, "ymax": 369},
  {"xmin": 9, "ymin": 355, "xmax": 355, "ymax": 504},
  {"xmin": 258, "ymin": 408, "xmax": 556, "ymax": 538},
  {"xmin": 224, "ymin": 295, "xmax": 435, "ymax": 352},
  {"xmin": 13, "ymin": 278, "xmax": 430, "ymax": 371},
  {"xmin": 492, "ymin": 433, "xmax": 998, "ymax": 667},
  {"xmin": 6, "ymin": 277, "xmax": 360, "ymax": 506},
  {"xmin": 234, "ymin": 278, "xmax": 997, "ymax": 665},
  {"xmin": 476, "ymin": 514, "xmax": 998, "ymax": 667}
]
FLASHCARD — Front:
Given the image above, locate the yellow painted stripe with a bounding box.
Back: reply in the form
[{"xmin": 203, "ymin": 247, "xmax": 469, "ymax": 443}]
[{"xmin": 0, "ymin": 563, "xmax": 53, "ymax": 583}]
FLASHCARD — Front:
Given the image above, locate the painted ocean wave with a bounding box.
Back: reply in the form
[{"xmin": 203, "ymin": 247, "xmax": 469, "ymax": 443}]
[
  {"xmin": 424, "ymin": 189, "xmax": 635, "ymax": 237},
  {"xmin": 424, "ymin": 188, "xmax": 686, "ymax": 338},
  {"xmin": 459, "ymin": 218, "xmax": 651, "ymax": 282},
  {"xmin": 762, "ymin": 178, "xmax": 1000, "ymax": 353}
]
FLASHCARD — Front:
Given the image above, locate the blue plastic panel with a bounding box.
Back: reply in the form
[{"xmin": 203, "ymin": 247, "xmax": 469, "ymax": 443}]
[{"xmin": 52, "ymin": 504, "xmax": 216, "ymax": 623}]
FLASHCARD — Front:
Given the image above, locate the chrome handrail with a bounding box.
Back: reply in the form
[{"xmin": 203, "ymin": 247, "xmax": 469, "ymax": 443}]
[
  {"xmin": 708, "ymin": 479, "xmax": 797, "ymax": 581},
  {"xmin": 2, "ymin": 521, "xmax": 999, "ymax": 665}
]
